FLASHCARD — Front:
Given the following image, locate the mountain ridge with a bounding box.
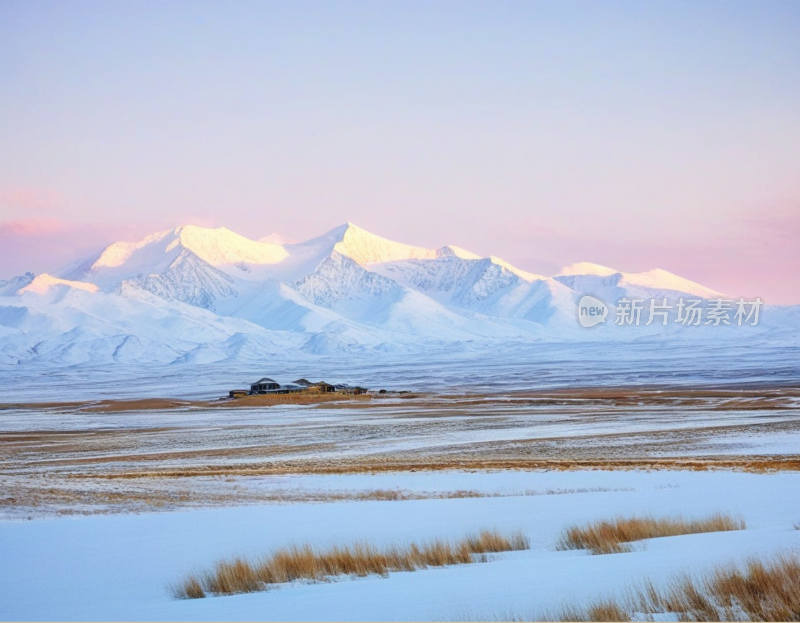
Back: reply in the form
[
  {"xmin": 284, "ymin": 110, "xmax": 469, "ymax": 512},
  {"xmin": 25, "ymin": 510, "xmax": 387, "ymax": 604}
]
[{"xmin": 1, "ymin": 221, "xmax": 791, "ymax": 366}]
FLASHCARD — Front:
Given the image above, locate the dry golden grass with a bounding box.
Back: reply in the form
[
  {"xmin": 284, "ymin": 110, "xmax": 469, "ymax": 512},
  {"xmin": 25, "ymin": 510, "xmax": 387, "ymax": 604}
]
[
  {"xmin": 556, "ymin": 513, "xmax": 745, "ymax": 554},
  {"xmin": 0, "ymin": 393, "xmax": 371, "ymax": 413},
  {"xmin": 171, "ymin": 529, "xmax": 529, "ymax": 599},
  {"xmin": 465, "ymin": 529, "xmax": 530, "ymax": 553},
  {"xmin": 72, "ymin": 456, "xmax": 800, "ymax": 480},
  {"xmin": 223, "ymin": 393, "xmax": 372, "ymax": 408},
  {"xmin": 5, "ymin": 384, "xmax": 799, "ymax": 414},
  {"xmin": 0, "ymin": 481, "xmax": 633, "ymax": 518},
  {"xmin": 543, "ymin": 552, "xmax": 800, "ymax": 621},
  {"xmin": 177, "ymin": 575, "xmax": 205, "ymax": 600},
  {"xmin": 548, "ymin": 600, "xmax": 632, "ymax": 622}
]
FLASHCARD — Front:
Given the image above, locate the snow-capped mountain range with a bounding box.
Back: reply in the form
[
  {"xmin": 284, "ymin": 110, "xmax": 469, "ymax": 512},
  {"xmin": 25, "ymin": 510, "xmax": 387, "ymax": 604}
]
[{"xmin": 0, "ymin": 223, "xmax": 796, "ymax": 366}]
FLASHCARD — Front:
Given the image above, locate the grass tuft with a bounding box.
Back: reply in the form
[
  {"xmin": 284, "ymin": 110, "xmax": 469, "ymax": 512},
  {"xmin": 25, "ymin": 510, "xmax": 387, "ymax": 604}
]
[
  {"xmin": 556, "ymin": 513, "xmax": 745, "ymax": 554},
  {"xmin": 170, "ymin": 529, "xmax": 528, "ymax": 599},
  {"xmin": 548, "ymin": 599, "xmax": 633, "ymax": 622},
  {"xmin": 465, "ymin": 529, "xmax": 530, "ymax": 553},
  {"xmin": 544, "ymin": 552, "xmax": 800, "ymax": 621},
  {"xmin": 170, "ymin": 575, "xmax": 205, "ymax": 599}
]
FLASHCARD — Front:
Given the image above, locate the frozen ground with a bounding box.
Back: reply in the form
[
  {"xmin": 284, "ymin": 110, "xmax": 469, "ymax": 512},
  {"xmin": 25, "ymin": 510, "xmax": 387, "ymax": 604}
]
[
  {"xmin": 1, "ymin": 470, "xmax": 800, "ymax": 621},
  {"xmin": 3, "ymin": 382, "xmax": 800, "ymax": 519},
  {"xmin": 1, "ymin": 339, "xmax": 799, "ymax": 402},
  {"xmin": 2, "ymin": 349, "xmax": 799, "ymax": 621}
]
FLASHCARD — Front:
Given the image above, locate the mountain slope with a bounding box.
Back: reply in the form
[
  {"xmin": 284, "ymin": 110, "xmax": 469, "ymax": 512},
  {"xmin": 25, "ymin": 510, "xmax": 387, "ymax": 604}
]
[
  {"xmin": 63, "ymin": 225, "xmax": 287, "ymax": 288},
  {"xmin": 554, "ymin": 266, "xmax": 721, "ymax": 301},
  {"xmin": 0, "ymin": 284, "xmax": 305, "ymax": 366},
  {"xmin": 294, "ymin": 251, "xmax": 530, "ymax": 339},
  {"xmin": 120, "ymin": 250, "xmax": 239, "ymax": 311},
  {"xmin": 0, "ymin": 220, "xmax": 791, "ymax": 367},
  {"xmin": 330, "ymin": 222, "xmax": 440, "ymax": 265},
  {"xmin": 372, "ymin": 254, "xmax": 546, "ymax": 309},
  {"xmin": 0, "ymin": 272, "xmax": 35, "ymax": 296}
]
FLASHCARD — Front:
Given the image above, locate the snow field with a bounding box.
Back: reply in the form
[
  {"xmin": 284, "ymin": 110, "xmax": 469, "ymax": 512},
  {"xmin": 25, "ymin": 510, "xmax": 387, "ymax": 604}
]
[{"xmin": 1, "ymin": 470, "xmax": 799, "ymax": 621}]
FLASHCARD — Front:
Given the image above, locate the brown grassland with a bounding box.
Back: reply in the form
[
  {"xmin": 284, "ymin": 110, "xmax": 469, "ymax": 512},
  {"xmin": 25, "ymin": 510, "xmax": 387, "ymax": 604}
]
[
  {"xmin": 3, "ymin": 384, "xmax": 799, "ymax": 413},
  {"xmin": 541, "ymin": 553, "xmax": 800, "ymax": 621},
  {"xmin": 3, "ymin": 384, "xmax": 799, "ymax": 517},
  {"xmin": 171, "ymin": 529, "xmax": 530, "ymax": 599},
  {"xmin": 556, "ymin": 513, "xmax": 746, "ymax": 554},
  {"xmin": 73, "ymin": 456, "xmax": 800, "ymax": 478},
  {"xmin": 0, "ymin": 483, "xmax": 628, "ymax": 517},
  {"xmin": 0, "ymin": 393, "xmax": 373, "ymax": 413}
]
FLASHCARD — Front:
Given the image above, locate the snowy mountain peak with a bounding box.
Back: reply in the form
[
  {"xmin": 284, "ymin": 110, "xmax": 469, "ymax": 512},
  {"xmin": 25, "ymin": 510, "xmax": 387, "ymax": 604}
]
[
  {"xmin": 488, "ymin": 257, "xmax": 545, "ymax": 282},
  {"xmin": 557, "ymin": 262, "xmax": 618, "ymax": 277},
  {"xmin": 258, "ymin": 233, "xmax": 295, "ymax": 246},
  {"xmin": 2, "ymin": 220, "xmax": 786, "ymax": 366},
  {"xmin": 19, "ymin": 274, "xmax": 99, "ymax": 295},
  {"xmin": 173, "ymin": 225, "xmax": 287, "ymax": 267},
  {"xmin": 61, "ymin": 225, "xmax": 290, "ymax": 290},
  {"xmin": 332, "ymin": 223, "xmax": 440, "ymax": 265},
  {"xmin": 89, "ymin": 225, "xmax": 288, "ymax": 273},
  {"xmin": 436, "ymin": 245, "xmax": 482, "ymax": 260},
  {"xmin": 290, "ymin": 224, "xmax": 543, "ymax": 292},
  {"xmin": 0, "ymin": 272, "xmax": 35, "ymax": 296},
  {"xmin": 555, "ymin": 263, "xmax": 720, "ymax": 297},
  {"xmin": 620, "ymin": 269, "xmax": 721, "ymax": 299}
]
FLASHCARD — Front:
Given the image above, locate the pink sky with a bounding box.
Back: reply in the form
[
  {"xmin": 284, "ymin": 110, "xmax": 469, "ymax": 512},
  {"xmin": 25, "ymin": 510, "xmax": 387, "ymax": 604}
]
[{"xmin": 1, "ymin": 188, "xmax": 798, "ymax": 304}]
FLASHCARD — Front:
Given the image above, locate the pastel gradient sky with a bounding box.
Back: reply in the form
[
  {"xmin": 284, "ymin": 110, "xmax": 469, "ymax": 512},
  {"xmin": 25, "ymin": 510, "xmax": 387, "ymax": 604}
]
[{"xmin": 1, "ymin": 1, "xmax": 799, "ymax": 302}]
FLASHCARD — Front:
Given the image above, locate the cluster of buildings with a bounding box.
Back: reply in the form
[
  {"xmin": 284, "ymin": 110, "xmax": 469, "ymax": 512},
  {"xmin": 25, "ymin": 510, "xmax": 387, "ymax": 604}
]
[{"xmin": 229, "ymin": 377, "xmax": 368, "ymax": 398}]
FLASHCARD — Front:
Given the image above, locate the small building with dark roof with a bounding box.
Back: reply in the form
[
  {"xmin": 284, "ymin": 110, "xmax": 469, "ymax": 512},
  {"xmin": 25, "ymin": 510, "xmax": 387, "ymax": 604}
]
[
  {"xmin": 235, "ymin": 376, "xmax": 369, "ymax": 398},
  {"xmin": 250, "ymin": 377, "xmax": 280, "ymax": 393},
  {"xmin": 280, "ymin": 384, "xmax": 306, "ymax": 393}
]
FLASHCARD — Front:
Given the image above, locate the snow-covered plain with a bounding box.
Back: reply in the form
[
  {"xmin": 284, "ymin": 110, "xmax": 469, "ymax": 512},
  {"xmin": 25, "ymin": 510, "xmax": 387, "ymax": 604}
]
[
  {"xmin": 1, "ymin": 336, "xmax": 798, "ymax": 403},
  {"xmin": 2, "ymin": 471, "xmax": 800, "ymax": 621},
  {"xmin": 2, "ymin": 368, "xmax": 800, "ymax": 620}
]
